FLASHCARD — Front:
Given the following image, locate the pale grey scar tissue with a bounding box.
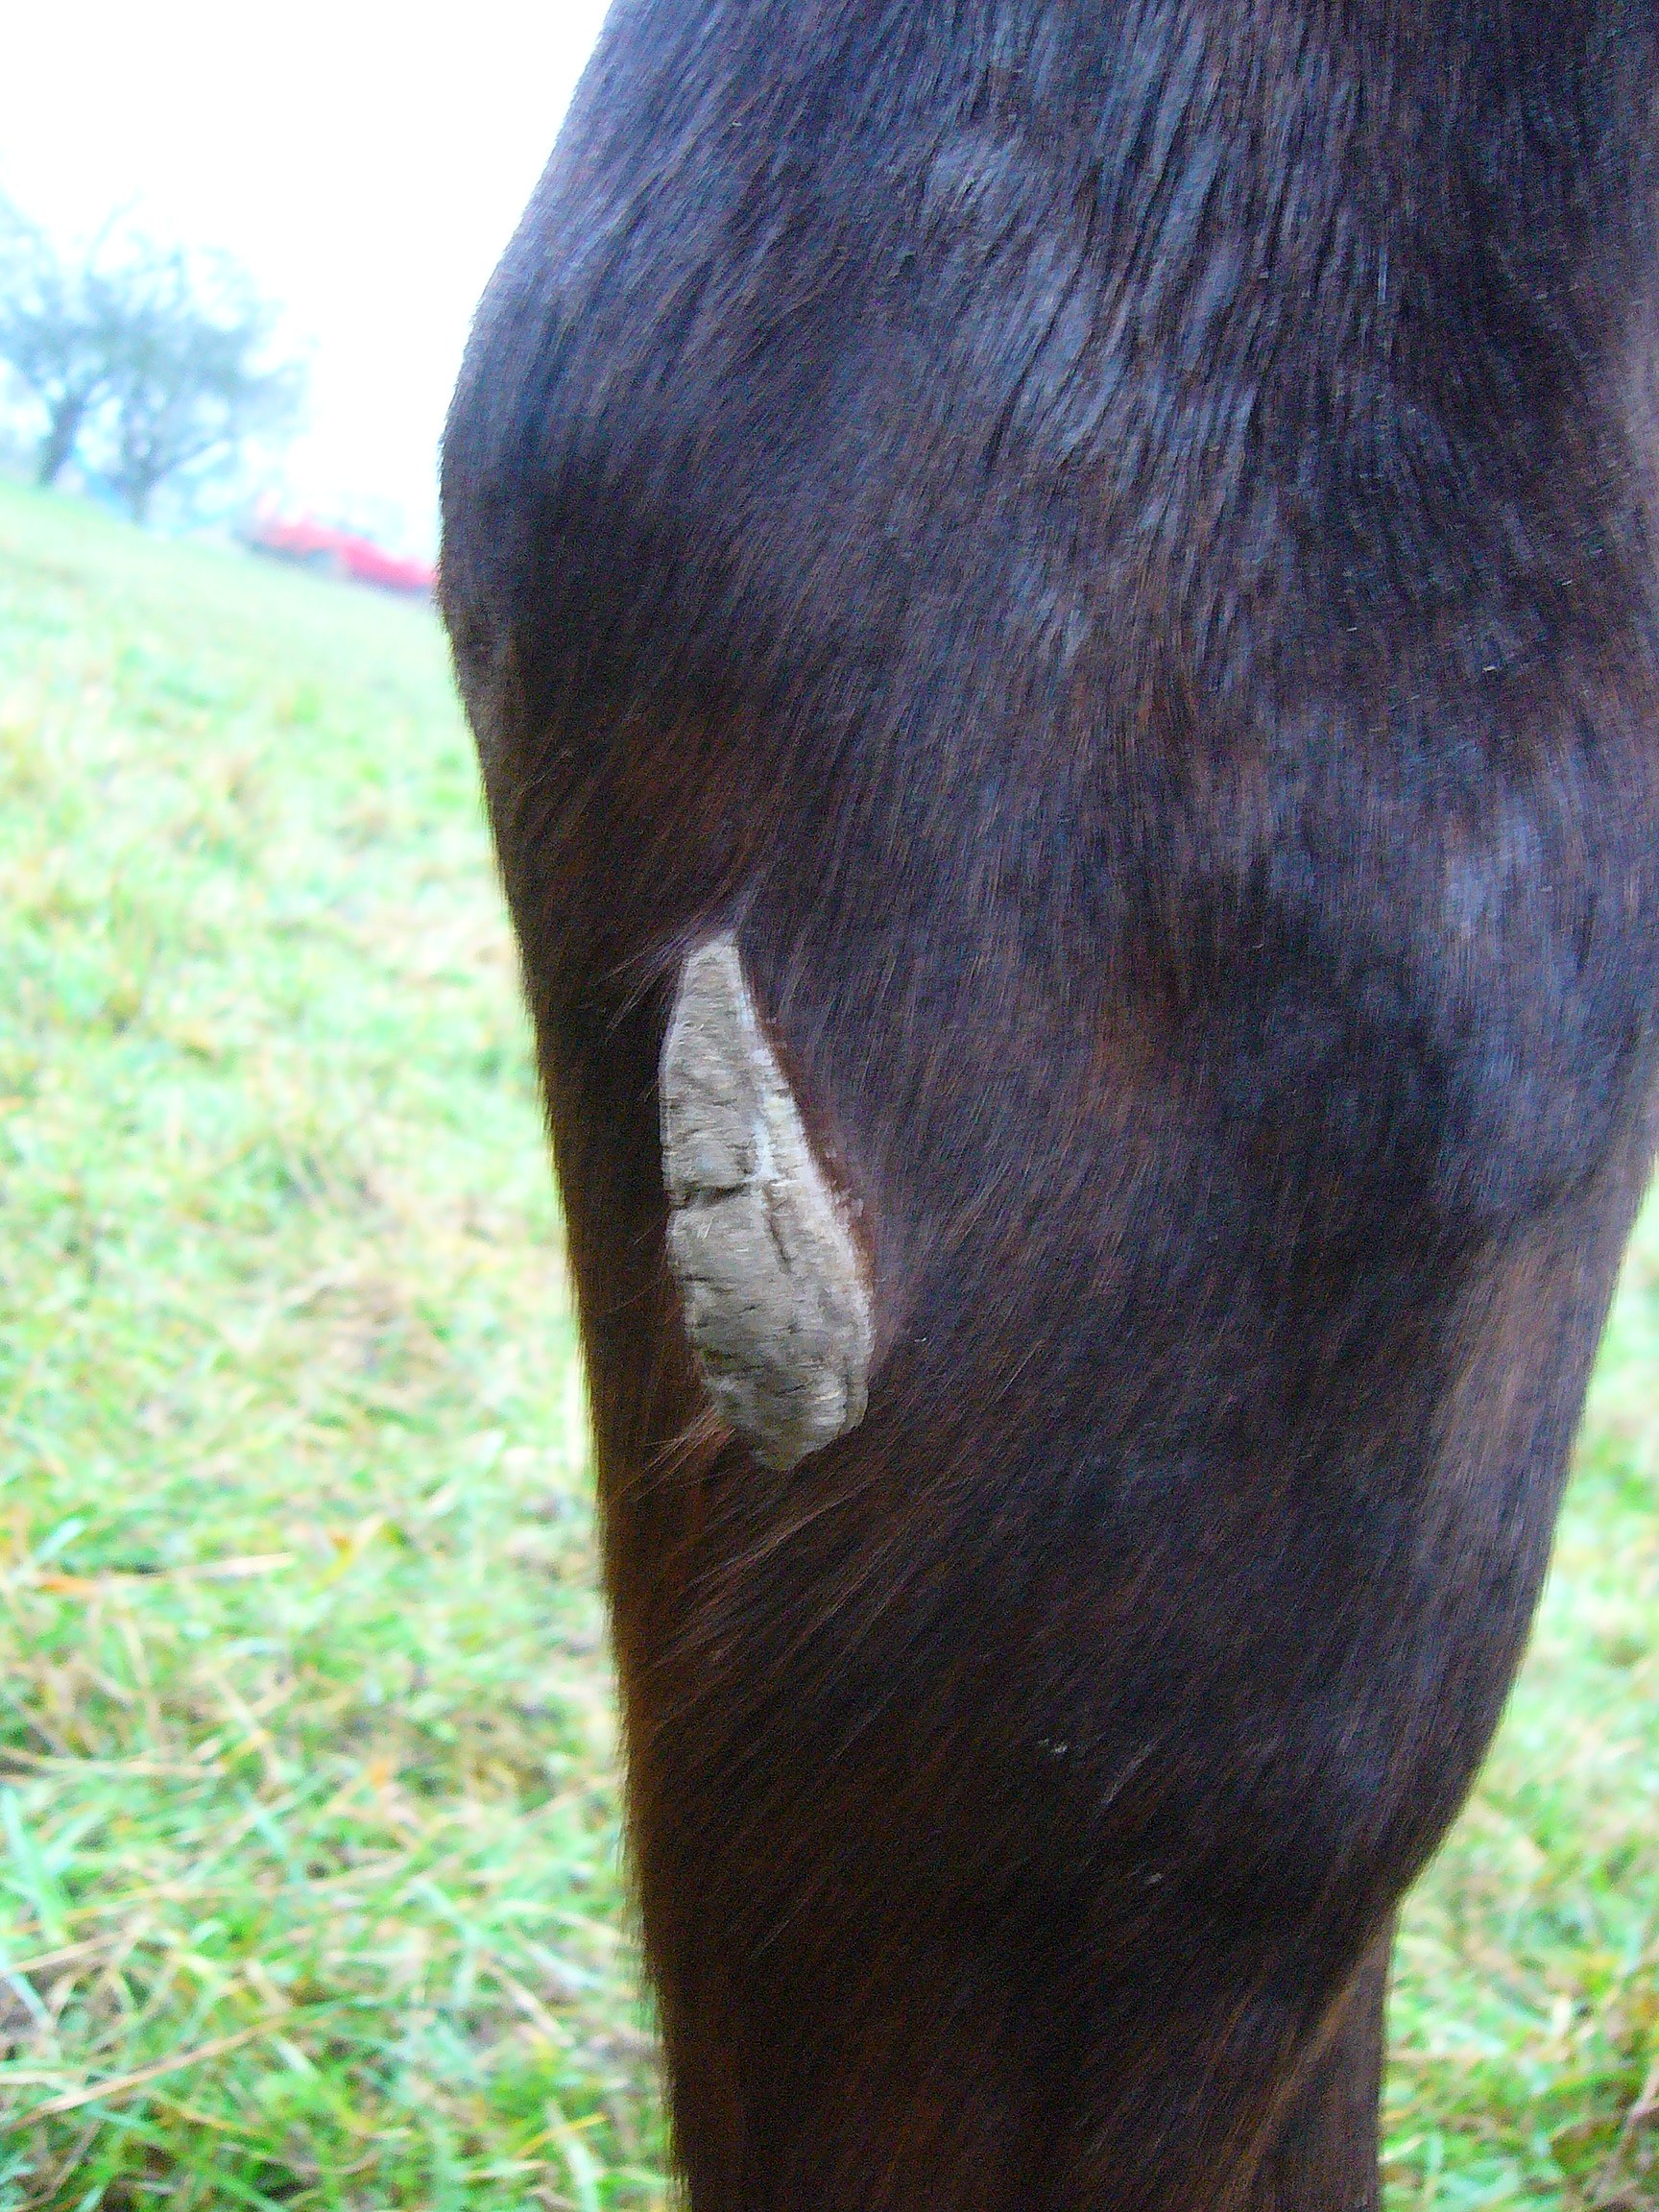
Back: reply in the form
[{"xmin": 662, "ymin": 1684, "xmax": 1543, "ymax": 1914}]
[{"xmin": 660, "ymin": 935, "xmax": 874, "ymax": 1469}]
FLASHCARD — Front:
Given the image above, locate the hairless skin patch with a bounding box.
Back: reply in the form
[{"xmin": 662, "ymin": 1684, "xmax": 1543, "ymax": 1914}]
[{"xmin": 660, "ymin": 935, "xmax": 874, "ymax": 1470}]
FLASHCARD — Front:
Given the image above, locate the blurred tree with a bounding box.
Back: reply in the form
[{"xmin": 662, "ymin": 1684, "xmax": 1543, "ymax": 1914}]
[
  {"xmin": 0, "ymin": 203, "xmax": 304, "ymax": 521},
  {"xmin": 0, "ymin": 199, "xmax": 124, "ymax": 488},
  {"xmin": 98, "ymin": 249, "xmax": 305, "ymax": 524}
]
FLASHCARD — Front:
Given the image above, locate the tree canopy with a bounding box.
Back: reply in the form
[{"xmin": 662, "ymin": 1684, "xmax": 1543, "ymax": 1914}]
[{"xmin": 0, "ymin": 203, "xmax": 304, "ymax": 523}]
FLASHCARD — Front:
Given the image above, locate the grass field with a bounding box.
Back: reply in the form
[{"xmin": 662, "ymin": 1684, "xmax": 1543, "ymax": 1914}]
[{"xmin": 0, "ymin": 480, "xmax": 1657, "ymax": 2208}]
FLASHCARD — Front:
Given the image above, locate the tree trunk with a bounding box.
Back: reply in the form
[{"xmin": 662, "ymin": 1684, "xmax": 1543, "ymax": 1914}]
[
  {"xmin": 122, "ymin": 471, "xmax": 156, "ymax": 525},
  {"xmin": 36, "ymin": 394, "xmax": 86, "ymax": 487}
]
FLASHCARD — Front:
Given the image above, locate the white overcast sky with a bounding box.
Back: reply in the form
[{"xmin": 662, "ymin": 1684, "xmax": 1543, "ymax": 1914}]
[{"xmin": 1, "ymin": 1, "xmax": 613, "ymax": 553}]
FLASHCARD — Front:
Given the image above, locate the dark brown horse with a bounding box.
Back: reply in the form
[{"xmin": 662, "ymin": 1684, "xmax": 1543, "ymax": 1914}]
[{"xmin": 440, "ymin": 4, "xmax": 1659, "ymax": 2203}]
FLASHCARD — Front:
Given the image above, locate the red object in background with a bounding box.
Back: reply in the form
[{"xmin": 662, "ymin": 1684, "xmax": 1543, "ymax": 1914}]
[{"xmin": 247, "ymin": 513, "xmax": 435, "ymax": 596}]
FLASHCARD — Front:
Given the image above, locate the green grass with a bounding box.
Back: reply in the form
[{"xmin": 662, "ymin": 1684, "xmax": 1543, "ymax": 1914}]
[
  {"xmin": 0, "ymin": 484, "xmax": 658, "ymax": 2208},
  {"xmin": 0, "ymin": 480, "xmax": 1655, "ymax": 2206}
]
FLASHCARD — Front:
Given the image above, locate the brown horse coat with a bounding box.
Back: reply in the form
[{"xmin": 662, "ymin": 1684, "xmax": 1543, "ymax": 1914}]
[{"xmin": 441, "ymin": 5, "xmax": 1659, "ymax": 2203}]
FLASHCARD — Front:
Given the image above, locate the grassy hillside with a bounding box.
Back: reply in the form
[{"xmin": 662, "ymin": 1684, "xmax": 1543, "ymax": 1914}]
[
  {"xmin": 0, "ymin": 481, "xmax": 1656, "ymax": 2206},
  {"xmin": 0, "ymin": 487, "xmax": 654, "ymax": 2208}
]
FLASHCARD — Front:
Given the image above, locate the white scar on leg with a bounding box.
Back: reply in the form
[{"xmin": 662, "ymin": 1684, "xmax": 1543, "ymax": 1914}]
[{"xmin": 660, "ymin": 935, "xmax": 874, "ymax": 1470}]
